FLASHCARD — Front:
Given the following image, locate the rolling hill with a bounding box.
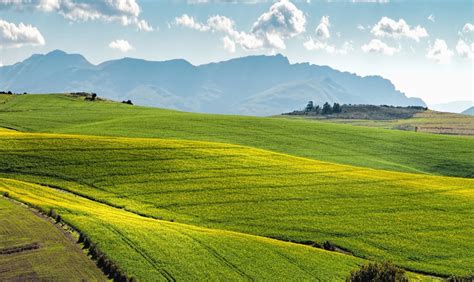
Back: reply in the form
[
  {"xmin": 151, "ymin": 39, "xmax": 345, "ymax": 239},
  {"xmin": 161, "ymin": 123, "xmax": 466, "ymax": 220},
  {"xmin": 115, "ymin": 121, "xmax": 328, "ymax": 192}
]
[
  {"xmin": 0, "ymin": 50, "xmax": 425, "ymax": 115},
  {"xmin": 1, "ymin": 177, "xmax": 367, "ymax": 281},
  {"xmin": 0, "ymin": 94, "xmax": 471, "ymax": 177},
  {"xmin": 0, "ymin": 94, "xmax": 472, "ymax": 279},
  {"xmin": 0, "ymin": 128, "xmax": 472, "ymax": 278}
]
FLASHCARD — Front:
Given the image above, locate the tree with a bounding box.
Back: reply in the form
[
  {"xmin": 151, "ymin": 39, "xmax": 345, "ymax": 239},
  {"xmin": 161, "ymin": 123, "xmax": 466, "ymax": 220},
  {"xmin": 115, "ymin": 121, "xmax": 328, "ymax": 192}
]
[
  {"xmin": 91, "ymin": 93, "xmax": 97, "ymax": 101},
  {"xmin": 333, "ymin": 103, "xmax": 342, "ymax": 113},
  {"xmin": 305, "ymin": 101, "xmax": 314, "ymax": 112},
  {"xmin": 313, "ymin": 105, "xmax": 321, "ymax": 114},
  {"xmin": 347, "ymin": 262, "xmax": 408, "ymax": 282},
  {"xmin": 322, "ymin": 102, "xmax": 333, "ymax": 115}
]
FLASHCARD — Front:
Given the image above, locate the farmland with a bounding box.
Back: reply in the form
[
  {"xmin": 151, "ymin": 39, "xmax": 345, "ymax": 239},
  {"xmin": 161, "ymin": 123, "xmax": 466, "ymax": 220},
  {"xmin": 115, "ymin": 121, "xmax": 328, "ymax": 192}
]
[
  {"xmin": 1, "ymin": 177, "xmax": 367, "ymax": 281},
  {"xmin": 0, "ymin": 94, "xmax": 473, "ymax": 280},
  {"xmin": 0, "ymin": 94, "xmax": 472, "ymax": 177},
  {"xmin": 290, "ymin": 110, "xmax": 474, "ymax": 136},
  {"xmin": 0, "ymin": 197, "xmax": 104, "ymax": 280},
  {"xmin": 0, "ymin": 128, "xmax": 472, "ymax": 277}
]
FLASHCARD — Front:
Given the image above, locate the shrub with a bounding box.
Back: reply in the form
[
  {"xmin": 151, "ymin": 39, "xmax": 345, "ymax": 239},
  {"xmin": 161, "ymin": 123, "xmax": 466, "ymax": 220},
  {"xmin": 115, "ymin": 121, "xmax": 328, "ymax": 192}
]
[
  {"xmin": 347, "ymin": 262, "xmax": 408, "ymax": 282},
  {"xmin": 323, "ymin": 241, "xmax": 336, "ymax": 251},
  {"xmin": 446, "ymin": 275, "xmax": 474, "ymax": 282},
  {"xmin": 2, "ymin": 191, "xmax": 9, "ymax": 198}
]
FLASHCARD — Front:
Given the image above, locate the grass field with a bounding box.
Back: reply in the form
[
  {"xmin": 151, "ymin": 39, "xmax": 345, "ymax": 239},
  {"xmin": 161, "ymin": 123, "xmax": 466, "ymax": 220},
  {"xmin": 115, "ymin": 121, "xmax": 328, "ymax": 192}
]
[
  {"xmin": 0, "ymin": 128, "xmax": 472, "ymax": 277},
  {"xmin": 289, "ymin": 110, "xmax": 474, "ymax": 136},
  {"xmin": 0, "ymin": 94, "xmax": 472, "ymax": 177},
  {"xmin": 0, "ymin": 177, "xmax": 369, "ymax": 281},
  {"xmin": 0, "ymin": 197, "xmax": 104, "ymax": 281}
]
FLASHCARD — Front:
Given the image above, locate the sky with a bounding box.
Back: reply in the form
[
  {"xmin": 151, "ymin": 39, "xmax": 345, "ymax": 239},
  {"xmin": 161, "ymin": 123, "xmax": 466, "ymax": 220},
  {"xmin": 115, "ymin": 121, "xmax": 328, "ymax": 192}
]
[{"xmin": 0, "ymin": 0, "xmax": 473, "ymax": 105}]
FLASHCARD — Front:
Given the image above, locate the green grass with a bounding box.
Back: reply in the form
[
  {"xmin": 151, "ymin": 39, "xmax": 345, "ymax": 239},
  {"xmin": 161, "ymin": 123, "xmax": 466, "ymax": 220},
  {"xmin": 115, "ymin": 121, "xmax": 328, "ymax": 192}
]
[
  {"xmin": 0, "ymin": 177, "xmax": 368, "ymax": 281},
  {"xmin": 0, "ymin": 197, "xmax": 104, "ymax": 281},
  {"xmin": 0, "ymin": 94, "xmax": 472, "ymax": 177},
  {"xmin": 0, "ymin": 129, "xmax": 472, "ymax": 277}
]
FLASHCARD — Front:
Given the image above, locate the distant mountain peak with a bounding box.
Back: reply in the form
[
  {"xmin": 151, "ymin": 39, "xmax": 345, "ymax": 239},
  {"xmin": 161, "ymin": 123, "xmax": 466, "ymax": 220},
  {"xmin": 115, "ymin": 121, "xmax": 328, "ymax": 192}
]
[{"xmin": 0, "ymin": 51, "xmax": 425, "ymax": 115}]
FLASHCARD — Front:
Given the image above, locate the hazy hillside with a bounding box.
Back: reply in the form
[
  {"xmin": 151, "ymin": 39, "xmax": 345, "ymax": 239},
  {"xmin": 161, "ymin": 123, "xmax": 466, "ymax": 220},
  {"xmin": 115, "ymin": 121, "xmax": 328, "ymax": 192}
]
[
  {"xmin": 462, "ymin": 106, "xmax": 474, "ymax": 116},
  {"xmin": 0, "ymin": 50, "xmax": 425, "ymax": 115}
]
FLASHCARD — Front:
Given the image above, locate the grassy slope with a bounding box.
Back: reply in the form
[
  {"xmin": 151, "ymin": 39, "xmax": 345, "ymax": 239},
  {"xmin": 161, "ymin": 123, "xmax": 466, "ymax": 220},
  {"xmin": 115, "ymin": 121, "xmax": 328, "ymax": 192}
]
[
  {"xmin": 294, "ymin": 111, "xmax": 474, "ymax": 136},
  {"xmin": 0, "ymin": 94, "xmax": 472, "ymax": 177},
  {"xmin": 0, "ymin": 177, "xmax": 366, "ymax": 281},
  {"xmin": 0, "ymin": 128, "xmax": 472, "ymax": 276},
  {"xmin": 0, "ymin": 197, "xmax": 104, "ymax": 281}
]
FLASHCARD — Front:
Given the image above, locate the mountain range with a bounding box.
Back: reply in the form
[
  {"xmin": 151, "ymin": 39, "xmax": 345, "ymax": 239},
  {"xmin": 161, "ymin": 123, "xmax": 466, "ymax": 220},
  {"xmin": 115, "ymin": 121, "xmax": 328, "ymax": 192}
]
[{"xmin": 0, "ymin": 50, "xmax": 425, "ymax": 115}]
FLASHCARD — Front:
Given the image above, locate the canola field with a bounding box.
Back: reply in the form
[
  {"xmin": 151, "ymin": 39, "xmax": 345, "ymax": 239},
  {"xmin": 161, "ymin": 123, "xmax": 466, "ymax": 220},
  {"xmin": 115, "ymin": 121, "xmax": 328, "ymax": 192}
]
[
  {"xmin": 0, "ymin": 128, "xmax": 472, "ymax": 277},
  {"xmin": 0, "ymin": 94, "xmax": 472, "ymax": 177}
]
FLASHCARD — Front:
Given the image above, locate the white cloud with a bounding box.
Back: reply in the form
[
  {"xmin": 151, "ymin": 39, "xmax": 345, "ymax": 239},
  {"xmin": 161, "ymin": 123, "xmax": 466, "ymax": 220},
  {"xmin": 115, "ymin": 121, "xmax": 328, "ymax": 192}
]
[
  {"xmin": 175, "ymin": 14, "xmax": 210, "ymax": 31},
  {"xmin": 207, "ymin": 15, "xmax": 235, "ymax": 33},
  {"xmin": 304, "ymin": 37, "xmax": 353, "ymax": 55},
  {"xmin": 0, "ymin": 19, "xmax": 45, "ymax": 48},
  {"xmin": 222, "ymin": 36, "xmax": 236, "ymax": 53},
  {"xmin": 0, "ymin": 0, "xmax": 153, "ymax": 31},
  {"xmin": 174, "ymin": 0, "xmax": 305, "ymax": 51},
  {"xmin": 456, "ymin": 39, "xmax": 473, "ymax": 59},
  {"xmin": 361, "ymin": 39, "xmax": 399, "ymax": 55},
  {"xmin": 426, "ymin": 39, "xmax": 453, "ymax": 64},
  {"xmin": 357, "ymin": 24, "xmax": 365, "ymax": 31},
  {"xmin": 250, "ymin": 0, "xmax": 306, "ymax": 49},
  {"xmin": 108, "ymin": 39, "xmax": 133, "ymax": 52},
  {"xmin": 461, "ymin": 23, "xmax": 474, "ymax": 34},
  {"xmin": 371, "ymin": 17, "xmax": 428, "ymax": 41},
  {"xmin": 0, "ymin": 61, "xmax": 3, "ymax": 67},
  {"xmin": 427, "ymin": 14, "xmax": 435, "ymax": 22},
  {"xmin": 315, "ymin": 16, "xmax": 330, "ymax": 39}
]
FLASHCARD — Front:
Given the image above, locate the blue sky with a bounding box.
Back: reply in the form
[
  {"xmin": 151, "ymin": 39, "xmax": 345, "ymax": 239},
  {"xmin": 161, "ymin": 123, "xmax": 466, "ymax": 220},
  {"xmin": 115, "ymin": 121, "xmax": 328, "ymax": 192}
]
[{"xmin": 0, "ymin": 0, "xmax": 472, "ymax": 105}]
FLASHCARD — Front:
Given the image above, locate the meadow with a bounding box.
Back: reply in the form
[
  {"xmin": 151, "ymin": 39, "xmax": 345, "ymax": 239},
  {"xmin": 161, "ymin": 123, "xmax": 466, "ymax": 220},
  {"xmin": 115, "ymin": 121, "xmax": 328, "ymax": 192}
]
[
  {"xmin": 0, "ymin": 94, "xmax": 472, "ymax": 177},
  {"xmin": 0, "ymin": 128, "xmax": 472, "ymax": 277},
  {"xmin": 0, "ymin": 197, "xmax": 104, "ymax": 280},
  {"xmin": 1, "ymin": 177, "xmax": 368, "ymax": 281}
]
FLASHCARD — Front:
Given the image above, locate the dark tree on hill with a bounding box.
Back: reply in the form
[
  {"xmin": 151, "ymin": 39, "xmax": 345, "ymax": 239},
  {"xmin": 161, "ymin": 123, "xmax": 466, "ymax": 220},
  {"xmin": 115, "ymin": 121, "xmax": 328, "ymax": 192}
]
[
  {"xmin": 333, "ymin": 103, "xmax": 342, "ymax": 113},
  {"xmin": 305, "ymin": 101, "xmax": 314, "ymax": 112},
  {"xmin": 313, "ymin": 105, "xmax": 321, "ymax": 114},
  {"xmin": 91, "ymin": 93, "xmax": 97, "ymax": 101},
  {"xmin": 322, "ymin": 102, "xmax": 333, "ymax": 115}
]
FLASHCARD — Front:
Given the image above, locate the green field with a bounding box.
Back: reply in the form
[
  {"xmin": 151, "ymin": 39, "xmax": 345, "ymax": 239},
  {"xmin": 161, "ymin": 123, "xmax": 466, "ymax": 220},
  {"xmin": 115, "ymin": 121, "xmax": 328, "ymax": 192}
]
[
  {"xmin": 1, "ymin": 177, "xmax": 368, "ymax": 281},
  {"xmin": 0, "ymin": 197, "xmax": 104, "ymax": 280},
  {"xmin": 0, "ymin": 94, "xmax": 473, "ymax": 280},
  {"xmin": 0, "ymin": 128, "xmax": 472, "ymax": 277},
  {"xmin": 0, "ymin": 94, "xmax": 472, "ymax": 177}
]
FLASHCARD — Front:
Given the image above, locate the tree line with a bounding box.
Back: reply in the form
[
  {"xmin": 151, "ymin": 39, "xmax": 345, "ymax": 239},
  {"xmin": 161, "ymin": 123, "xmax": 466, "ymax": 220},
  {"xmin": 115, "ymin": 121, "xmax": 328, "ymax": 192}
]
[{"xmin": 305, "ymin": 101, "xmax": 342, "ymax": 115}]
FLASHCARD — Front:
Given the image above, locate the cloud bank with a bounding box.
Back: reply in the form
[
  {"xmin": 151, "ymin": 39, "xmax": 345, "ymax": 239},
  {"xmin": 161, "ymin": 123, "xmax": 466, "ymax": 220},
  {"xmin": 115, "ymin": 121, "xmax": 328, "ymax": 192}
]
[
  {"xmin": 0, "ymin": 0, "xmax": 153, "ymax": 31},
  {"xmin": 371, "ymin": 17, "xmax": 428, "ymax": 41},
  {"xmin": 174, "ymin": 0, "xmax": 306, "ymax": 51},
  {"xmin": 0, "ymin": 19, "xmax": 45, "ymax": 48}
]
